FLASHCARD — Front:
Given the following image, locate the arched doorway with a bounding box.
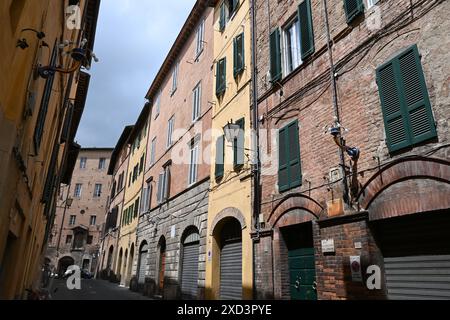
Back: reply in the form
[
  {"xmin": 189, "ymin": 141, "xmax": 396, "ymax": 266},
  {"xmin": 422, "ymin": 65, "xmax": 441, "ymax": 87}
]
[
  {"xmin": 180, "ymin": 227, "xmax": 200, "ymax": 299},
  {"xmin": 138, "ymin": 241, "xmax": 148, "ymax": 285},
  {"xmin": 122, "ymin": 249, "xmax": 128, "ymax": 285},
  {"xmin": 57, "ymin": 256, "xmax": 75, "ymax": 275},
  {"xmin": 218, "ymin": 218, "xmax": 242, "ymax": 300},
  {"xmin": 117, "ymin": 248, "xmax": 123, "ymax": 278},
  {"xmin": 157, "ymin": 237, "xmax": 166, "ymax": 296},
  {"xmin": 126, "ymin": 244, "xmax": 135, "ymax": 286},
  {"xmin": 107, "ymin": 246, "xmax": 114, "ymax": 272}
]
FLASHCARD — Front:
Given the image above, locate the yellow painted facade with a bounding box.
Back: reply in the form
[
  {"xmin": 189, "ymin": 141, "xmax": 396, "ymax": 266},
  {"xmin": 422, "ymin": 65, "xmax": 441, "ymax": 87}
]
[
  {"xmin": 205, "ymin": 0, "xmax": 253, "ymax": 300},
  {"xmin": 116, "ymin": 117, "xmax": 149, "ymax": 287},
  {"xmin": 0, "ymin": 0, "xmax": 99, "ymax": 299}
]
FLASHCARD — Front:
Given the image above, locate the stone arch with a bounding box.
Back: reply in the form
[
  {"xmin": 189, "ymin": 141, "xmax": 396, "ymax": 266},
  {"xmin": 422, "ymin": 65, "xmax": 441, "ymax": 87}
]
[
  {"xmin": 267, "ymin": 194, "xmax": 323, "ymax": 227},
  {"xmin": 357, "ymin": 157, "xmax": 450, "ymax": 220},
  {"xmin": 210, "ymin": 207, "xmax": 246, "ymax": 236}
]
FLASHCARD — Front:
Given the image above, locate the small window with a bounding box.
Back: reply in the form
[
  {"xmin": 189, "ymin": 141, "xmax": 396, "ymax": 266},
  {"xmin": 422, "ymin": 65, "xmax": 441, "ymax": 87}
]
[
  {"xmin": 80, "ymin": 157, "xmax": 87, "ymax": 169},
  {"xmin": 69, "ymin": 215, "xmax": 76, "ymax": 226},
  {"xmin": 278, "ymin": 120, "xmax": 302, "ymax": 192},
  {"xmin": 192, "ymin": 82, "xmax": 202, "ymax": 122},
  {"xmin": 66, "ymin": 235, "xmax": 73, "ymax": 244},
  {"xmin": 157, "ymin": 166, "xmax": 171, "ymax": 204},
  {"xmin": 134, "ymin": 198, "xmax": 140, "ymax": 218},
  {"xmin": 98, "ymin": 158, "xmax": 106, "ymax": 170},
  {"xmin": 196, "ymin": 19, "xmax": 205, "ymax": 58},
  {"xmin": 219, "ymin": 0, "xmax": 239, "ymax": 31},
  {"xmin": 74, "ymin": 184, "xmax": 82, "ymax": 198},
  {"xmin": 154, "ymin": 91, "xmax": 161, "ymax": 119},
  {"xmin": 171, "ymin": 62, "xmax": 179, "ymax": 95},
  {"xmin": 283, "ymin": 18, "xmax": 302, "ymax": 76},
  {"xmin": 90, "ymin": 216, "xmax": 97, "ymax": 226},
  {"xmin": 167, "ymin": 116, "xmax": 175, "ymax": 148},
  {"xmin": 94, "ymin": 184, "xmax": 102, "ymax": 198},
  {"xmin": 150, "ymin": 138, "xmax": 157, "ymax": 165},
  {"xmin": 139, "ymin": 154, "xmax": 145, "ymax": 174},
  {"xmin": 233, "ymin": 33, "xmax": 245, "ymax": 78},
  {"xmin": 188, "ymin": 139, "xmax": 200, "ymax": 186},
  {"xmin": 141, "ymin": 181, "xmax": 152, "ymax": 213},
  {"xmin": 87, "ymin": 236, "xmax": 93, "ymax": 245},
  {"xmin": 216, "ymin": 58, "xmax": 227, "ymax": 97}
]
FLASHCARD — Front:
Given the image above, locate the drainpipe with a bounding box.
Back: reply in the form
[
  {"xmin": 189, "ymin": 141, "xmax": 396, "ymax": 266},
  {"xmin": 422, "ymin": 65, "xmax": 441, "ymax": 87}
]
[
  {"xmin": 322, "ymin": 0, "xmax": 350, "ymax": 205},
  {"xmin": 250, "ymin": 0, "xmax": 261, "ymax": 300}
]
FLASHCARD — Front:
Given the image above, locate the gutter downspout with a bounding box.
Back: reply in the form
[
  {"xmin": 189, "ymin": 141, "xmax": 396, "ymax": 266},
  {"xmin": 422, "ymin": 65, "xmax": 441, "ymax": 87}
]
[
  {"xmin": 322, "ymin": 0, "xmax": 350, "ymax": 205},
  {"xmin": 250, "ymin": 0, "xmax": 261, "ymax": 300}
]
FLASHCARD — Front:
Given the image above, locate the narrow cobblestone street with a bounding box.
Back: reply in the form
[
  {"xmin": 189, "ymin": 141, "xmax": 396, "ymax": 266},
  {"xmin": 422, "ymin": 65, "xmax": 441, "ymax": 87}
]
[{"xmin": 51, "ymin": 280, "xmax": 151, "ymax": 300}]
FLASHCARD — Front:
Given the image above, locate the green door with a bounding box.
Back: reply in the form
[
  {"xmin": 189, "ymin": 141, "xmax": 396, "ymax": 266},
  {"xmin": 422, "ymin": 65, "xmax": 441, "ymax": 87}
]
[{"xmin": 288, "ymin": 247, "xmax": 317, "ymax": 300}]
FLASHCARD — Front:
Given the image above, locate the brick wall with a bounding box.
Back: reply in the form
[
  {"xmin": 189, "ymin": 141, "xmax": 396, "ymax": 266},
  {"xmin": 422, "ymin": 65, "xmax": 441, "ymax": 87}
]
[{"xmin": 254, "ymin": 0, "xmax": 450, "ymax": 299}]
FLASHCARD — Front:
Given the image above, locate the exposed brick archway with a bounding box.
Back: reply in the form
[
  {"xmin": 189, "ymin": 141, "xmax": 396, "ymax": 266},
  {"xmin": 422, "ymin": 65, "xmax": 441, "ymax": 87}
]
[
  {"xmin": 267, "ymin": 194, "xmax": 324, "ymax": 228},
  {"xmin": 210, "ymin": 207, "xmax": 247, "ymax": 236},
  {"xmin": 358, "ymin": 157, "xmax": 450, "ymax": 221}
]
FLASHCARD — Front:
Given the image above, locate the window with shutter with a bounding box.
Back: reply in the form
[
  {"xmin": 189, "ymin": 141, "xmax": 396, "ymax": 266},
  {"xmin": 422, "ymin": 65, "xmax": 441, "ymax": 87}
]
[
  {"xmin": 34, "ymin": 41, "xmax": 58, "ymax": 153},
  {"xmin": 134, "ymin": 198, "xmax": 140, "ymax": 218},
  {"xmin": 42, "ymin": 142, "xmax": 60, "ymax": 208},
  {"xmin": 278, "ymin": 120, "xmax": 302, "ymax": 192},
  {"xmin": 233, "ymin": 33, "xmax": 245, "ymax": 78},
  {"xmin": 343, "ymin": 0, "xmax": 364, "ymax": 24},
  {"xmin": 376, "ymin": 44, "xmax": 436, "ymax": 153},
  {"xmin": 219, "ymin": 2, "xmax": 226, "ymax": 32},
  {"xmin": 163, "ymin": 165, "xmax": 171, "ymax": 201},
  {"xmin": 233, "ymin": 118, "xmax": 245, "ymax": 169},
  {"xmin": 270, "ymin": 29, "xmax": 282, "ymax": 83},
  {"xmin": 216, "ymin": 58, "xmax": 227, "ymax": 97},
  {"xmin": 157, "ymin": 172, "xmax": 164, "ymax": 204},
  {"xmin": 298, "ymin": 0, "xmax": 315, "ymax": 60},
  {"xmin": 215, "ymin": 135, "xmax": 225, "ymax": 179}
]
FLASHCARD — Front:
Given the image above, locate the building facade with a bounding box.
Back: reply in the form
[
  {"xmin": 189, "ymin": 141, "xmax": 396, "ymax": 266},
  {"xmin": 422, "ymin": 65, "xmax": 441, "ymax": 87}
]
[
  {"xmin": 0, "ymin": 0, "xmax": 100, "ymax": 299},
  {"xmin": 253, "ymin": 0, "xmax": 450, "ymax": 300},
  {"xmin": 45, "ymin": 148, "xmax": 113, "ymax": 275},
  {"xmin": 134, "ymin": 0, "xmax": 214, "ymax": 300},
  {"xmin": 117, "ymin": 105, "xmax": 150, "ymax": 287},
  {"xmin": 205, "ymin": 0, "xmax": 254, "ymax": 300},
  {"xmin": 97, "ymin": 126, "xmax": 133, "ymax": 281}
]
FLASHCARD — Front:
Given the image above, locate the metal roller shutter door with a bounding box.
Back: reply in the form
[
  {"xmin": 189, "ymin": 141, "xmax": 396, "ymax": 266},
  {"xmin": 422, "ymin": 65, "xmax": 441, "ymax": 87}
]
[
  {"xmin": 181, "ymin": 242, "xmax": 199, "ymax": 299},
  {"xmin": 384, "ymin": 255, "xmax": 450, "ymax": 300},
  {"xmin": 138, "ymin": 251, "xmax": 147, "ymax": 284},
  {"xmin": 220, "ymin": 241, "xmax": 242, "ymax": 300},
  {"xmin": 374, "ymin": 210, "xmax": 450, "ymax": 300}
]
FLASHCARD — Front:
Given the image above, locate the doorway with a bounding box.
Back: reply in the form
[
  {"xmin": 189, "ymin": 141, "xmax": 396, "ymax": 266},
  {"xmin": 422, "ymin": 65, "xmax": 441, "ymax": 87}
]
[{"xmin": 280, "ymin": 222, "xmax": 317, "ymax": 300}]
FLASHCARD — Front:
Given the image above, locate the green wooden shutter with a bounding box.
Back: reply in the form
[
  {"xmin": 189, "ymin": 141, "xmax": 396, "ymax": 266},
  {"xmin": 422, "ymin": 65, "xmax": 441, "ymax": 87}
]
[
  {"xmin": 270, "ymin": 29, "xmax": 282, "ymax": 83},
  {"xmin": 343, "ymin": 0, "xmax": 364, "ymax": 24},
  {"xmin": 398, "ymin": 45, "xmax": 436, "ymax": 145},
  {"xmin": 134, "ymin": 198, "xmax": 139, "ymax": 218},
  {"xmin": 278, "ymin": 127, "xmax": 289, "ymax": 192},
  {"xmin": 377, "ymin": 45, "xmax": 436, "ymax": 152},
  {"xmin": 233, "ymin": 33, "xmax": 245, "ymax": 78},
  {"xmin": 216, "ymin": 58, "xmax": 227, "ymax": 97},
  {"xmin": 42, "ymin": 142, "xmax": 60, "ymax": 205},
  {"xmin": 215, "ymin": 135, "xmax": 225, "ymax": 179},
  {"xmin": 287, "ymin": 121, "xmax": 302, "ymax": 188},
  {"xmin": 279, "ymin": 121, "xmax": 302, "ymax": 192},
  {"xmin": 233, "ymin": 118, "xmax": 245, "ymax": 168},
  {"xmin": 219, "ymin": 2, "xmax": 226, "ymax": 32},
  {"xmin": 34, "ymin": 41, "xmax": 58, "ymax": 153},
  {"xmin": 298, "ymin": 0, "xmax": 315, "ymax": 60}
]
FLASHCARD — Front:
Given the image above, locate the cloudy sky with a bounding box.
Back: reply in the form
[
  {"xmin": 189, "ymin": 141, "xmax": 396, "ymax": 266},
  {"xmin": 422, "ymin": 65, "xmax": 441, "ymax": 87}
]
[{"xmin": 75, "ymin": 0, "xmax": 196, "ymax": 148}]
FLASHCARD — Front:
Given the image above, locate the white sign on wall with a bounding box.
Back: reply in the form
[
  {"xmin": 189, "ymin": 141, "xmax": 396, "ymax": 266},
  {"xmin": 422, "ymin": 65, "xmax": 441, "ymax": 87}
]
[
  {"xmin": 171, "ymin": 225, "xmax": 176, "ymax": 238},
  {"xmin": 321, "ymin": 239, "xmax": 335, "ymax": 254}
]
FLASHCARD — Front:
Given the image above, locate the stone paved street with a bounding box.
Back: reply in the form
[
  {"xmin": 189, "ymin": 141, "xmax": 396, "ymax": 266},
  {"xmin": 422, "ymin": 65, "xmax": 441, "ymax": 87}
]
[{"xmin": 51, "ymin": 279, "xmax": 151, "ymax": 300}]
